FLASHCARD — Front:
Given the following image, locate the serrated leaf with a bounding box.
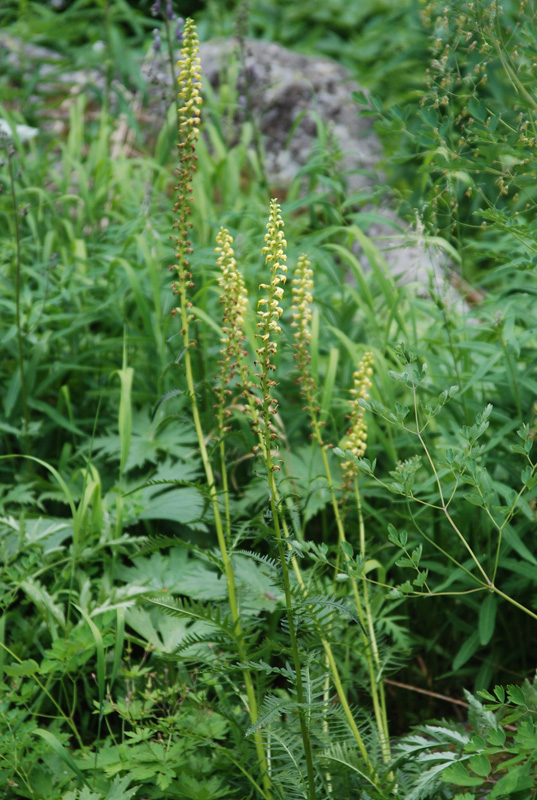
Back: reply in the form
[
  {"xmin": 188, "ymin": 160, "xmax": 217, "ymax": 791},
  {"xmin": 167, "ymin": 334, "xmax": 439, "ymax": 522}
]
[
  {"xmin": 506, "ymin": 684, "xmax": 526, "ymax": 706},
  {"xmin": 137, "ymin": 486, "xmax": 205, "ymax": 527},
  {"xmin": 494, "ymin": 685, "xmax": 506, "ymax": 702},
  {"xmin": 488, "ymin": 766, "xmax": 526, "ymax": 799},
  {"xmin": 486, "ymin": 727, "xmax": 506, "ymax": 746},
  {"xmin": 4, "ymin": 659, "xmax": 40, "ymax": 677},
  {"xmin": 442, "ymin": 761, "xmax": 483, "ymax": 787},
  {"xmin": 468, "ymin": 753, "xmax": 490, "ymax": 777},
  {"xmin": 387, "ymin": 523, "xmax": 401, "ymax": 546},
  {"xmin": 413, "ymin": 569, "xmax": 428, "ymax": 588},
  {"xmin": 477, "ymin": 688, "xmax": 496, "ymax": 702},
  {"xmin": 396, "ymin": 557, "xmax": 414, "ymax": 568}
]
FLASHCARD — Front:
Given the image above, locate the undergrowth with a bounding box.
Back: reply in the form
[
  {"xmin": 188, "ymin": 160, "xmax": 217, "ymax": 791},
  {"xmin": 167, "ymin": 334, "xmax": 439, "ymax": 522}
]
[{"xmin": 1, "ymin": 1, "xmax": 537, "ymax": 799}]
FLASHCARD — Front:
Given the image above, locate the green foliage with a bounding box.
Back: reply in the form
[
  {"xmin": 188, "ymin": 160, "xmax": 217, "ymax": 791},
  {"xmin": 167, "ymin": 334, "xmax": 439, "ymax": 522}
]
[
  {"xmin": 2, "ymin": 0, "xmax": 537, "ymax": 798},
  {"xmin": 398, "ymin": 683, "xmax": 537, "ymax": 799}
]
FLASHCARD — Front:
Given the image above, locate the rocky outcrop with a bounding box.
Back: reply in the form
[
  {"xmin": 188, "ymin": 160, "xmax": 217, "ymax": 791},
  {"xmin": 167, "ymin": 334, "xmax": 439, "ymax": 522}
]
[{"xmin": 2, "ymin": 31, "xmax": 464, "ymax": 304}]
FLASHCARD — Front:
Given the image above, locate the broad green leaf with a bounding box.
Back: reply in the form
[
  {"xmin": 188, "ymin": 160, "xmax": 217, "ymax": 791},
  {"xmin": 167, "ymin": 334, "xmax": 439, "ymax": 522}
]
[{"xmin": 117, "ymin": 549, "xmax": 226, "ymax": 601}]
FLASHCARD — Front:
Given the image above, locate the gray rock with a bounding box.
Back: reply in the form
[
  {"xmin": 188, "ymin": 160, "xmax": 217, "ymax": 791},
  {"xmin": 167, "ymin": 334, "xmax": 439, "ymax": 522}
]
[
  {"xmin": 1, "ymin": 31, "xmax": 464, "ymax": 305},
  {"xmin": 194, "ymin": 38, "xmax": 461, "ymax": 304},
  {"xmin": 198, "ymin": 37, "xmax": 382, "ymax": 193}
]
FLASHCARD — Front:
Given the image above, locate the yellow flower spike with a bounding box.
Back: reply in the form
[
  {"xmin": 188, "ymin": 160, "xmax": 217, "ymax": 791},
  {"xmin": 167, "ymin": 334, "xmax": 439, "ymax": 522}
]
[
  {"xmin": 255, "ymin": 199, "xmax": 288, "ymax": 451},
  {"xmin": 341, "ymin": 352, "xmax": 374, "ymax": 484},
  {"xmin": 172, "ymin": 18, "xmax": 203, "ymax": 312},
  {"xmin": 215, "ymin": 228, "xmax": 250, "ymax": 419},
  {"xmin": 291, "ymin": 254, "xmax": 314, "ymax": 388},
  {"xmin": 168, "ymin": 24, "xmax": 272, "ymax": 796}
]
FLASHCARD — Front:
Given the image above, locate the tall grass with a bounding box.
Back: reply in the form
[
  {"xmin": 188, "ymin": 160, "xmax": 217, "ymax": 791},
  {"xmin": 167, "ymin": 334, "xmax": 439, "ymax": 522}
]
[{"xmin": 1, "ymin": 2, "xmax": 537, "ymax": 799}]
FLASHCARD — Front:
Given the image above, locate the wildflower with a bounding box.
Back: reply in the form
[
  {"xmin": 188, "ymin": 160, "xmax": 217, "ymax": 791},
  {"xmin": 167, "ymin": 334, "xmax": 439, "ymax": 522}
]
[
  {"xmin": 166, "ymin": 0, "xmax": 174, "ymax": 20},
  {"xmin": 256, "ymin": 200, "xmax": 287, "ymax": 358},
  {"xmin": 170, "ymin": 18, "xmax": 202, "ymax": 328},
  {"xmin": 291, "ymin": 254, "xmax": 314, "ymax": 392},
  {"xmin": 341, "ymin": 352, "xmax": 374, "ymax": 486},
  {"xmin": 152, "ymin": 28, "xmax": 161, "ymax": 53},
  {"xmin": 254, "ymin": 200, "xmax": 287, "ymax": 448},
  {"xmin": 150, "ymin": 0, "xmax": 161, "ymax": 16},
  {"xmin": 175, "ymin": 17, "xmax": 184, "ymax": 42},
  {"xmin": 215, "ymin": 228, "xmax": 251, "ymax": 427}
]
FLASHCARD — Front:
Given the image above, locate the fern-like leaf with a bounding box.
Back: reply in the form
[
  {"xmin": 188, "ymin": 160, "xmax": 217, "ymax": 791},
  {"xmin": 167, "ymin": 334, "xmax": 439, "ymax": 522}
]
[{"xmin": 146, "ymin": 596, "xmax": 236, "ymax": 640}]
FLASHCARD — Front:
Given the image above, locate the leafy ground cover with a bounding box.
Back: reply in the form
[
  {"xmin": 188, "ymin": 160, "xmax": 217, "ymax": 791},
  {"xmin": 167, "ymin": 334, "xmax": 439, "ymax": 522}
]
[{"xmin": 1, "ymin": 1, "xmax": 537, "ymax": 798}]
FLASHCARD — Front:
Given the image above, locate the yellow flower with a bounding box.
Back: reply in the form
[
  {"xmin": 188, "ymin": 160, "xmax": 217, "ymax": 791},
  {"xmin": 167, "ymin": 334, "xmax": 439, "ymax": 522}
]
[
  {"xmin": 341, "ymin": 352, "xmax": 374, "ymax": 483},
  {"xmin": 171, "ymin": 18, "xmax": 203, "ymax": 317},
  {"xmin": 291, "ymin": 254, "xmax": 314, "ymax": 380},
  {"xmin": 254, "ymin": 199, "xmax": 288, "ymax": 454},
  {"xmin": 255, "ymin": 199, "xmax": 287, "ymax": 366},
  {"xmin": 214, "ymin": 227, "xmax": 250, "ymax": 426}
]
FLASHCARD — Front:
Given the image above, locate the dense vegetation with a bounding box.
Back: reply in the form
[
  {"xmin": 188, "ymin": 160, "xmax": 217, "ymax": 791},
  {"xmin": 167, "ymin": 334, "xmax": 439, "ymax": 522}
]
[{"xmin": 2, "ymin": 1, "xmax": 537, "ymax": 798}]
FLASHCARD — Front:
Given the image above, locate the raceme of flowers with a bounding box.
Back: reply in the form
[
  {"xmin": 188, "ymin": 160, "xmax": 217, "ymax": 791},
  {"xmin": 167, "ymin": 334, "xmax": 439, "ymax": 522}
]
[
  {"xmin": 171, "ymin": 17, "xmax": 202, "ymax": 330},
  {"xmin": 254, "ymin": 199, "xmax": 288, "ymax": 457},
  {"xmin": 291, "ymin": 253, "xmax": 318, "ymax": 404},
  {"xmin": 341, "ymin": 352, "xmax": 374, "ymax": 484},
  {"xmin": 215, "ymin": 227, "xmax": 250, "ymax": 428}
]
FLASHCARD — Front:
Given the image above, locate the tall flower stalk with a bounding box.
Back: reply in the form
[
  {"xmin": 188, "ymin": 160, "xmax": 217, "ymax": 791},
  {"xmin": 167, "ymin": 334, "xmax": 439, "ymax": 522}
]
[
  {"xmin": 291, "ymin": 262, "xmax": 390, "ymax": 763},
  {"xmin": 170, "ymin": 22, "xmax": 270, "ymax": 797},
  {"xmin": 341, "ymin": 354, "xmax": 391, "ymax": 763},
  {"xmin": 290, "ymin": 256, "xmax": 378, "ymax": 768},
  {"xmin": 215, "ymin": 226, "xmax": 250, "ymax": 540},
  {"xmin": 255, "ymin": 200, "xmax": 317, "ymax": 800},
  {"xmin": 216, "ymin": 228, "xmax": 378, "ymax": 783}
]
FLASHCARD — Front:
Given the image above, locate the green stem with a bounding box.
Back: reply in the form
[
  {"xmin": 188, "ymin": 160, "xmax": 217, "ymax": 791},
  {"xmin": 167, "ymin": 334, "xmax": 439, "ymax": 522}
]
[
  {"xmin": 265, "ymin": 450, "xmax": 317, "ymax": 800},
  {"xmin": 491, "ymin": 460, "xmax": 537, "ymax": 583},
  {"xmin": 184, "ymin": 345, "xmax": 271, "ymax": 797},
  {"xmin": 355, "ymin": 479, "xmax": 391, "ymax": 762},
  {"xmin": 322, "ymin": 640, "xmax": 374, "ymax": 771},
  {"xmin": 240, "ymin": 361, "xmax": 375, "ymax": 779},
  {"xmin": 322, "ymin": 660, "xmax": 333, "ymax": 795},
  {"xmin": 492, "ymin": 585, "xmax": 537, "ymax": 623},
  {"xmin": 218, "ymin": 410, "xmax": 232, "ymax": 544},
  {"xmin": 309, "ymin": 405, "xmax": 388, "ymax": 764},
  {"xmin": 413, "ymin": 388, "xmax": 491, "ymax": 585}
]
